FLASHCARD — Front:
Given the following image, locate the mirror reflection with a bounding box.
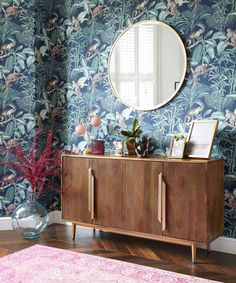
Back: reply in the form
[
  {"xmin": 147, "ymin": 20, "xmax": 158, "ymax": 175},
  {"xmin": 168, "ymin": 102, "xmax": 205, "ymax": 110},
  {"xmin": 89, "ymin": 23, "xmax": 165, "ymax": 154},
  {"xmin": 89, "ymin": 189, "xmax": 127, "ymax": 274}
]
[{"xmin": 108, "ymin": 21, "xmax": 187, "ymax": 111}]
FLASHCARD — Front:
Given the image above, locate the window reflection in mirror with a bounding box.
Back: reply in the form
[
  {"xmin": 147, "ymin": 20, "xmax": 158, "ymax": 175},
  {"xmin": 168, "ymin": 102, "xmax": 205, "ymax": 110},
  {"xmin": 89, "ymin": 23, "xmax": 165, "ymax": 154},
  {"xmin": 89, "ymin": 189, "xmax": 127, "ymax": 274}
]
[{"xmin": 109, "ymin": 21, "xmax": 187, "ymax": 111}]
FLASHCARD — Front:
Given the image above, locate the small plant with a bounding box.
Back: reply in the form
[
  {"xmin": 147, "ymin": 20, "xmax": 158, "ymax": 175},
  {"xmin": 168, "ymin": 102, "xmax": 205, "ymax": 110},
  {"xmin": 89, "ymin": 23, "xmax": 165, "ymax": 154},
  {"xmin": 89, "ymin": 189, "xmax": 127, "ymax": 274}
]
[
  {"xmin": 121, "ymin": 118, "xmax": 142, "ymax": 155},
  {"xmin": 0, "ymin": 130, "xmax": 65, "ymax": 199},
  {"xmin": 121, "ymin": 118, "xmax": 142, "ymax": 140}
]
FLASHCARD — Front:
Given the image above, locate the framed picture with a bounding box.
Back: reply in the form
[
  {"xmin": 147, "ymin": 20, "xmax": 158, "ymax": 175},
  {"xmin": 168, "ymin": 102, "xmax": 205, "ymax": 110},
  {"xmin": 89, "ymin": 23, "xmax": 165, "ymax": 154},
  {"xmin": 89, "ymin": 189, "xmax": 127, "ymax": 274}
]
[
  {"xmin": 185, "ymin": 120, "xmax": 219, "ymax": 159},
  {"xmin": 168, "ymin": 135, "xmax": 186, "ymax": 159}
]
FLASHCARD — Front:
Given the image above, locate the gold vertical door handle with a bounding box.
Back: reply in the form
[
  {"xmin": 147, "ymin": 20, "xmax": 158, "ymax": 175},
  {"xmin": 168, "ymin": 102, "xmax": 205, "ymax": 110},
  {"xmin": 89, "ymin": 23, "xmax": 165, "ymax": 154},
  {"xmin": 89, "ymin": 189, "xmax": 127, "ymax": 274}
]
[
  {"xmin": 88, "ymin": 168, "xmax": 92, "ymax": 213},
  {"xmin": 158, "ymin": 172, "xmax": 162, "ymax": 223},
  {"xmin": 161, "ymin": 180, "xmax": 166, "ymax": 232},
  {"xmin": 91, "ymin": 174, "xmax": 95, "ymax": 221}
]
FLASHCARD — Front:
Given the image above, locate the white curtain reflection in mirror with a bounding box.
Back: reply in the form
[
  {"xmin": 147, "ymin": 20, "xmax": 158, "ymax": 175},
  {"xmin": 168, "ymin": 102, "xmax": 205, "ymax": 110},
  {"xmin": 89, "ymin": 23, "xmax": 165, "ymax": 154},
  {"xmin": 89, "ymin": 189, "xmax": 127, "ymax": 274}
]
[
  {"xmin": 110, "ymin": 25, "xmax": 157, "ymax": 109},
  {"xmin": 109, "ymin": 21, "xmax": 186, "ymax": 110}
]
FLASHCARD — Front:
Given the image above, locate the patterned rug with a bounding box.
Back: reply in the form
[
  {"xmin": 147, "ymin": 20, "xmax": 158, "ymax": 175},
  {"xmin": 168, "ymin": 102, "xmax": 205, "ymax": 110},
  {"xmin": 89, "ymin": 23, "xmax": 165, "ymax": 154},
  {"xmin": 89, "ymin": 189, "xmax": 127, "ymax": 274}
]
[{"xmin": 0, "ymin": 244, "xmax": 219, "ymax": 282}]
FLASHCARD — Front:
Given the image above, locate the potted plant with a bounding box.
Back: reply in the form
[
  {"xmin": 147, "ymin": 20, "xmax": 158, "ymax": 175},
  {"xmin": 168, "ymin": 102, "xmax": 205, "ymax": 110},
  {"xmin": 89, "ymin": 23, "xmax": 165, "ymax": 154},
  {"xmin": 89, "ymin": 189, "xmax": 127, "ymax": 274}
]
[
  {"xmin": 0, "ymin": 130, "xmax": 65, "ymax": 239},
  {"xmin": 121, "ymin": 118, "xmax": 142, "ymax": 155}
]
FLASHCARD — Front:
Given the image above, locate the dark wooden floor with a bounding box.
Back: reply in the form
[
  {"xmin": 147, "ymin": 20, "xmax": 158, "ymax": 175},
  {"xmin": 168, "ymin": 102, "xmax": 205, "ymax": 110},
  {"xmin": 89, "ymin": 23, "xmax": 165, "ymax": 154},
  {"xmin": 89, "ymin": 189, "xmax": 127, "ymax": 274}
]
[{"xmin": 0, "ymin": 224, "xmax": 236, "ymax": 282}]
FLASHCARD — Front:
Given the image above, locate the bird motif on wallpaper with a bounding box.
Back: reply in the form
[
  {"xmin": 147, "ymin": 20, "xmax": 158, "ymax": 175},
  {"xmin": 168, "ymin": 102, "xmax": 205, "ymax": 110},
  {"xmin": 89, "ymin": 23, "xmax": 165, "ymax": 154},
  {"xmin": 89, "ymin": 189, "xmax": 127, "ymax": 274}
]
[
  {"xmin": 224, "ymin": 109, "xmax": 236, "ymax": 128},
  {"xmin": 34, "ymin": 45, "xmax": 49, "ymax": 64},
  {"xmin": 225, "ymin": 28, "xmax": 236, "ymax": 47},
  {"xmin": 2, "ymin": 5, "xmax": 20, "ymax": 26},
  {"xmin": 72, "ymin": 81, "xmax": 81, "ymax": 95},
  {"xmin": 2, "ymin": 73, "xmax": 21, "ymax": 89},
  {"xmin": 46, "ymin": 13, "xmax": 59, "ymax": 31},
  {"xmin": 167, "ymin": 0, "xmax": 179, "ymax": 16},
  {"xmin": 0, "ymin": 173, "xmax": 16, "ymax": 187},
  {"xmin": 85, "ymin": 40, "xmax": 100, "ymax": 61},
  {"xmin": 132, "ymin": 0, "xmax": 148, "ymax": 20},
  {"xmin": 184, "ymin": 104, "xmax": 204, "ymax": 126},
  {"xmin": 92, "ymin": 73, "xmax": 103, "ymax": 89},
  {"xmin": 0, "ymin": 107, "xmax": 16, "ymax": 125},
  {"xmin": 91, "ymin": 5, "xmax": 104, "ymax": 24},
  {"xmin": 47, "ymin": 77, "xmax": 59, "ymax": 95},
  {"xmin": 71, "ymin": 16, "xmax": 81, "ymax": 31},
  {"xmin": 191, "ymin": 64, "xmax": 208, "ymax": 86},
  {"xmin": 5, "ymin": 139, "xmax": 19, "ymax": 149},
  {"xmin": 50, "ymin": 107, "xmax": 62, "ymax": 121},
  {"xmin": 187, "ymin": 28, "xmax": 204, "ymax": 48},
  {"xmin": 0, "ymin": 40, "xmax": 15, "ymax": 60},
  {"xmin": 224, "ymin": 190, "xmax": 236, "ymax": 209},
  {"xmin": 34, "ymin": 47, "xmax": 42, "ymax": 64},
  {"xmin": 0, "ymin": 172, "xmax": 19, "ymax": 193},
  {"xmin": 35, "ymin": 114, "xmax": 44, "ymax": 129},
  {"xmin": 50, "ymin": 45, "xmax": 63, "ymax": 61},
  {"xmin": 51, "ymin": 107, "xmax": 62, "ymax": 121}
]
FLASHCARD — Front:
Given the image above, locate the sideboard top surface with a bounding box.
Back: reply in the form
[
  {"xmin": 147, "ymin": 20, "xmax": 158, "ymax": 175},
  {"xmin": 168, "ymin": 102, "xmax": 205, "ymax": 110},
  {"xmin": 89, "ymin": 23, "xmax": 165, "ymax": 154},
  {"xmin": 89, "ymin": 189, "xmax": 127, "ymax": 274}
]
[{"xmin": 62, "ymin": 154, "xmax": 223, "ymax": 164}]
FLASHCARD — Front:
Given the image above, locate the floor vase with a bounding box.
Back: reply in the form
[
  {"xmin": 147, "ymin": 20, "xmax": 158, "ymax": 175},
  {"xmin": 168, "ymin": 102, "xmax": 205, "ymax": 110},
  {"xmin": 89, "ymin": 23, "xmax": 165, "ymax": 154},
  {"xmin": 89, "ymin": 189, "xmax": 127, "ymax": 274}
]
[{"xmin": 11, "ymin": 191, "xmax": 49, "ymax": 240}]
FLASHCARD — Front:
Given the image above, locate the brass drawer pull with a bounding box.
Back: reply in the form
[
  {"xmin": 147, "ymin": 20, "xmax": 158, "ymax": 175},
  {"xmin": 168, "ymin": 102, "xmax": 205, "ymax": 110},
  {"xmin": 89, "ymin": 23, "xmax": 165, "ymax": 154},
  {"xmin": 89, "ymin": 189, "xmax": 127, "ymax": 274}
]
[
  {"xmin": 158, "ymin": 172, "xmax": 162, "ymax": 223},
  {"xmin": 88, "ymin": 168, "xmax": 95, "ymax": 220},
  {"xmin": 88, "ymin": 168, "xmax": 92, "ymax": 213},
  {"xmin": 161, "ymin": 179, "xmax": 166, "ymax": 232},
  {"xmin": 91, "ymin": 173, "xmax": 95, "ymax": 221},
  {"xmin": 158, "ymin": 172, "xmax": 167, "ymax": 232}
]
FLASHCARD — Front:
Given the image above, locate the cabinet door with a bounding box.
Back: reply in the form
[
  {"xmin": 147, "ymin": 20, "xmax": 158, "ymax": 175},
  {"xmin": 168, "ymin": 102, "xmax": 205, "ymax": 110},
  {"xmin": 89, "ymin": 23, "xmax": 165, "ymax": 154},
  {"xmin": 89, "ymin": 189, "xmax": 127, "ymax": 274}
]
[
  {"xmin": 125, "ymin": 160, "xmax": 162, "ymax": 235},
  {"xmin": 162, "ymin": 162, "xmax": 207, "ymax": 242},
  {"xmin": 92, "ymin": 159, "xmax": 126, "ymax": 229},
  {"xmin": 62, "ymin": 156, "xmax": 92, "ymax": 223}
]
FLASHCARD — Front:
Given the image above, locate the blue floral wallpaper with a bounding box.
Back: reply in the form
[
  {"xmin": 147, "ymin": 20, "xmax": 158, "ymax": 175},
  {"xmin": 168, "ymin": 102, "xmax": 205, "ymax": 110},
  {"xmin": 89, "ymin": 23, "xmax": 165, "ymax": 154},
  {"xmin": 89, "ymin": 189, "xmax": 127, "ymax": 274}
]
[{"xmin": 0, "ymin": 0, "xmax": 236, "ymax": 238}]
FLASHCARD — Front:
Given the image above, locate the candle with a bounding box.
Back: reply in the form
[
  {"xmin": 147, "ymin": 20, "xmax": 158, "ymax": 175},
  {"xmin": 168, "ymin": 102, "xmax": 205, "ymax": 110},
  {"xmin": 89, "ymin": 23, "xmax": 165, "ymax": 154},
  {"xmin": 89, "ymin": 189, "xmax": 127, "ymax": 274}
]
[{"xmin": 91, "ymin": 140, "xmax": 105, "ymax": 155}]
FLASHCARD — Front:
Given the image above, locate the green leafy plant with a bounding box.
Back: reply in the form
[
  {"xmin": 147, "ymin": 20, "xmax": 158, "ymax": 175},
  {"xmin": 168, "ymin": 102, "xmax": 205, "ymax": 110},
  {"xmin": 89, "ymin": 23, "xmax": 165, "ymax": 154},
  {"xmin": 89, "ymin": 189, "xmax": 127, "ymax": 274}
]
[{"xmin": 121, "ymin": 118, "xmax": 142, "ymax": 139}]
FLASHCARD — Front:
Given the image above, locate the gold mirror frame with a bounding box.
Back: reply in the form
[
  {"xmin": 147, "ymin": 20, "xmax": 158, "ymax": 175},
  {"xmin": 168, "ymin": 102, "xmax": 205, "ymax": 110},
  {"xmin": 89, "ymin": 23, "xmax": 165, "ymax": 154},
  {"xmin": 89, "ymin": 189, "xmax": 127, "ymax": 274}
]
[{"xmin": 108, "ymin": 20, "xmax": 187, "ymax": 111}]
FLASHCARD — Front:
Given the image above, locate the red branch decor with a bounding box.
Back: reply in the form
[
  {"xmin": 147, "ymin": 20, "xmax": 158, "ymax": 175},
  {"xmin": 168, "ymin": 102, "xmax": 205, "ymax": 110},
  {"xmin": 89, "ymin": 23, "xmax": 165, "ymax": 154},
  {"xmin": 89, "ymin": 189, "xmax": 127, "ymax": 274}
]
[{"xmin": 0, "ymin": 130, "xmax": 65, "ymax": 199}]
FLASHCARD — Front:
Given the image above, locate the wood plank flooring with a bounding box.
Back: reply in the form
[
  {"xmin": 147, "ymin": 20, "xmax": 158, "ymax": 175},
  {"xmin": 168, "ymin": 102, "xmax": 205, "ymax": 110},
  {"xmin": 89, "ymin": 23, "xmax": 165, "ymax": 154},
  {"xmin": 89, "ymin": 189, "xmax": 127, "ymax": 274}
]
[{"xmin": 0, "ymin": 224, "xmax": 236, "ymax": 282}]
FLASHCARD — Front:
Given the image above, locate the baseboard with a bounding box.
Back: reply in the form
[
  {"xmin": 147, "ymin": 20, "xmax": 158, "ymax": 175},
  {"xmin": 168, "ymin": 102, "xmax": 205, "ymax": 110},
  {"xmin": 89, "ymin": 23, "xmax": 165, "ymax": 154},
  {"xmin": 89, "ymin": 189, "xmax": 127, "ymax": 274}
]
[
  {"xmin": 0, "ymin": 217, "xmax": 12, "ymax": 230},
  {"xmin": 48, "ymin": 211, "xmax": 67, "ymax": 225},
  {"xmin": 206, "ymin": 236, "xmax": 236, "ymax": 255},
  {"xmin": 1, "ymin": 214, "xmax": 236, "ymax": 255},
  {"xmin": 0, "ymin": 211, "xmax": 67, "ymax": 231}
]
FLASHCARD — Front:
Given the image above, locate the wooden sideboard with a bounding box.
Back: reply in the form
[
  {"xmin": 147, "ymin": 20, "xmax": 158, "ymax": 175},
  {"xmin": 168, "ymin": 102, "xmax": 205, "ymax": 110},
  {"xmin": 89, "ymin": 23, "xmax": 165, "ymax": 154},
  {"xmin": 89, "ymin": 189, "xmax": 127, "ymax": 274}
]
[{"xmin": 61, "ymin": 154, "xmax": 224, "ymax": 262}]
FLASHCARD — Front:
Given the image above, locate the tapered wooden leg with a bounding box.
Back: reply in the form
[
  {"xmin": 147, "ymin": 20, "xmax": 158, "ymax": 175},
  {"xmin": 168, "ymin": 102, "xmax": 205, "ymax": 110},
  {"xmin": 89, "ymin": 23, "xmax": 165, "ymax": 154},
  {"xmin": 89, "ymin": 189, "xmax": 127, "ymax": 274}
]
[
  {"xmin": 72, "ymin": 223, "xmax": 76, "ymax": 240},
  {"xmin": 191, "ymin": 243, "xmax": 196, "ymax": 263}
]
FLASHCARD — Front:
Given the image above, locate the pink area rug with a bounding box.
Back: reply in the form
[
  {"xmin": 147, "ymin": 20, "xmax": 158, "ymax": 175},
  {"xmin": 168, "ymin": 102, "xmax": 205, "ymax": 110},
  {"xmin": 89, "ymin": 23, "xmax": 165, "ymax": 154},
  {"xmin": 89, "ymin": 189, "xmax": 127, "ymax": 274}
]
[{"xmin": 0, "ymin": 244, "xmax": 219, "ymax": 283}]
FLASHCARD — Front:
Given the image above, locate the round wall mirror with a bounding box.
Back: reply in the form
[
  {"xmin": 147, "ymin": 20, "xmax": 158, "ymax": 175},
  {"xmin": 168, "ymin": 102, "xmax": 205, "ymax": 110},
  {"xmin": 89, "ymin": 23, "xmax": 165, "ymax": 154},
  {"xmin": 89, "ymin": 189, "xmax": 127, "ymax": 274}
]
[{"xmin": 108, "ymin": 21, "xmax": 187, "ymax": 111}]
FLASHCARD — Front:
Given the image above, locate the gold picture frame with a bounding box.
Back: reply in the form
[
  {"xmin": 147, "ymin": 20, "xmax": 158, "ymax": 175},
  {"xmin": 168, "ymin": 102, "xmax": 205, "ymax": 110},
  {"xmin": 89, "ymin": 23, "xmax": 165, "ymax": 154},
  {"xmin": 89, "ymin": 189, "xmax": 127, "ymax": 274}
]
[
  {"xmin": 185, "ymin": 120, "xmax": 219, "ymax": 159},
  {"xmin": 168, "ymin": 135, "xmax": 186, "ymax": 159}
]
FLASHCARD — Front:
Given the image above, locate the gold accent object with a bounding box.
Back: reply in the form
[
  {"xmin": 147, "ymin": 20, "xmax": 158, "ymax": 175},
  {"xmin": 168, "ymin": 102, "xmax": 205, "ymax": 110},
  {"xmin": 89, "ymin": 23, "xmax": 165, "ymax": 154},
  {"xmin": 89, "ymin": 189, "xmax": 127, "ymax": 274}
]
[
  {"xmin": 88, "ymin": 168, "xmax": 92, "ymax": 213},
  {"xmin": 158, "ymin": 173, "xmax": 162, "ymax": 223},
  {"xmin": 91, "ymin": 174, "xmax": 95, "ymax": 221},
  {"xmin": 161, "ymin": 180, "xmax": 166, "ymax": 232}
]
